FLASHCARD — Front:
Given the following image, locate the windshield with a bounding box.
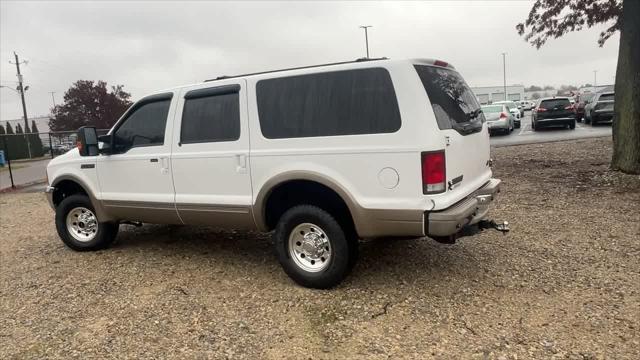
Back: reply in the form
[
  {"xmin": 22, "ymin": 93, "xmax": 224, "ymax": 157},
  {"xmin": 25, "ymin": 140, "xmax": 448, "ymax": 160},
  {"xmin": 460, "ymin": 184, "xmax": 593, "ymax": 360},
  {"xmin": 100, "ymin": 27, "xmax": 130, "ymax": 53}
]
[{"xmin": 414, "ymin": 65, "xmax": 484, "ymax": 135}]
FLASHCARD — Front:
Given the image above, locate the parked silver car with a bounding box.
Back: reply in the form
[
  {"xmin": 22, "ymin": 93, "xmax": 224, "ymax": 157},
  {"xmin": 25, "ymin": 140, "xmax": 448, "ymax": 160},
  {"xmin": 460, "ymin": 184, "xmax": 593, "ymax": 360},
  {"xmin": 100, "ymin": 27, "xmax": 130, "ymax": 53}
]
[
  {"xmin": 492, "ymin": 101, "xmax": 521, "ymax": 128},
  {"xmin": 482, "ymin": 104, "xmax": 514, "ymax": 135}
]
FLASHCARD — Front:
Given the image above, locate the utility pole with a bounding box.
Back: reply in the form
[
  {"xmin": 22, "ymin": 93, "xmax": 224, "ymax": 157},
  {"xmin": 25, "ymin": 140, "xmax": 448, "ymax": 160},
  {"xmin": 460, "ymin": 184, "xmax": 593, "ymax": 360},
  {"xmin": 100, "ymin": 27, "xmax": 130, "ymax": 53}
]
[
  {"xmin": 11, "ymin": 51, "xmax": 32, "ymax": 158},
  {"xmin": 593, "ymin": 70, "xmax": 598, "ymax": 87},
  {"xmin": 49, "ymin": 91, "xmax": 57, "ymax": 108},
  {"xmin": 359, "ymin": 25, "xmax": 372, "ymax": 58},
  {"xmin": 501, "ymin": 52, "xmax": 507, "ymax": 101}
]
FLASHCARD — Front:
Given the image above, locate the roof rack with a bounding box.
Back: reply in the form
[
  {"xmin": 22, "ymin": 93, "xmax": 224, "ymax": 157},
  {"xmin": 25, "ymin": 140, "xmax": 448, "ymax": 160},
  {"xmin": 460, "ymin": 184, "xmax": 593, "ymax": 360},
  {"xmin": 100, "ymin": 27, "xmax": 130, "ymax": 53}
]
[{"xmin": 204, "ymin": 57, "xmax": 389, "ymax": 82}]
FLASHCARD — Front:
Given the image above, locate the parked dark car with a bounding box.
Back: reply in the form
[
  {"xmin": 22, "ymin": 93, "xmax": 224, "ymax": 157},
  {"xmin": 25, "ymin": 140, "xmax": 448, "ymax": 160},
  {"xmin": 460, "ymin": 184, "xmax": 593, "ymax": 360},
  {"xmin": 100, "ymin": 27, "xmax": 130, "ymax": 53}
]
[
  {"xmin": 532, "ymin": 97, "xmax": 576, "ymax": 131},
  {"xmin": 575, "ymin": 93, "xmax": 594, "ymax": 122},
  {"xmin": 584, "ymin": 92, "xmax": 614, "ymax": 125}
]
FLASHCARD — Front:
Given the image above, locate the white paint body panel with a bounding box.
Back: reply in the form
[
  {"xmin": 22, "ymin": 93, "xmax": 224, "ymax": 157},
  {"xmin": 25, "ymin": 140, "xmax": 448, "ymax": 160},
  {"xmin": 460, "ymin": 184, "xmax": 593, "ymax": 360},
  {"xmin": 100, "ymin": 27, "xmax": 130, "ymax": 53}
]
[
  {"xmin": 47, "ymin": 58, "xmax": 493, "ymax": 236},
  {"xmin": 170, "ymin": 79, "xmax": 253, "ymax": 208}
]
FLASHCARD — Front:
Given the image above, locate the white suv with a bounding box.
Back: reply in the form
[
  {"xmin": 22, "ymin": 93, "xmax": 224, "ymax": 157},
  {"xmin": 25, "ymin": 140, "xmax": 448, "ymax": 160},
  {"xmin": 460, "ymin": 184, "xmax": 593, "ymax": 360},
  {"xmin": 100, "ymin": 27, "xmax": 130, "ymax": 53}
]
[{"xmin": 46, "ymin": 58, "xmax": 505, "ymax": 288}]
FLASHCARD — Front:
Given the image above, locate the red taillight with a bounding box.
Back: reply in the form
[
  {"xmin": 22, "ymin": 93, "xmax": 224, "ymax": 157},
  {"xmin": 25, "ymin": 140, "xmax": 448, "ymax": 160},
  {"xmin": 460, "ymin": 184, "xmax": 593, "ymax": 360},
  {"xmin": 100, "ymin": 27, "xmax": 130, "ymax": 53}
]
[
  {"xmin": 537, "ymin": 107, "xmax": 547, "ymax": 112},
  {"xmin": 499, "ymin": 112, "xmax": 508, "ymax": 119},
  {"xmin": 76, "ymin": 141, "xmax": 83, "ymax": 151},
  {"xmin": 564, "ymin": 104, "xmax": 575, "ymax": 111},
  {"xmin": 433, "ymin": 60, "xmax": 448, "ymax": 67},
  {"xmin": 422, "ymin": 151, "xmax": 446, "ymax": 194}
]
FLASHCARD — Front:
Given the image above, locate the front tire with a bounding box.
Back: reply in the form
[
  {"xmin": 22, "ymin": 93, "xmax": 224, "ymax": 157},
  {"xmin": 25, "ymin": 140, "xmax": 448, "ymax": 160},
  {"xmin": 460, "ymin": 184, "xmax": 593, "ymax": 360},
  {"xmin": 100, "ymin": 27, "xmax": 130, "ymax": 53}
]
[
  {"xmin": 55, "ymin": 194, "xmax": 119, "ymax": 251},
  {"xmin": 274, "ymin": 205, "xmax": 357, "ymax": 289}
]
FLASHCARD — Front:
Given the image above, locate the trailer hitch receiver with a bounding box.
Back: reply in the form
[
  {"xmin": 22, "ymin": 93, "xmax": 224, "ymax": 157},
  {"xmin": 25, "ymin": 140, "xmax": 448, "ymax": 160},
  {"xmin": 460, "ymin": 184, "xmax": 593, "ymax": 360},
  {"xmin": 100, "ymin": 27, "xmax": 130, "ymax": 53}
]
[{"xmin": 478, "ymin": 219, "xmax": 510, "ymax": 234}]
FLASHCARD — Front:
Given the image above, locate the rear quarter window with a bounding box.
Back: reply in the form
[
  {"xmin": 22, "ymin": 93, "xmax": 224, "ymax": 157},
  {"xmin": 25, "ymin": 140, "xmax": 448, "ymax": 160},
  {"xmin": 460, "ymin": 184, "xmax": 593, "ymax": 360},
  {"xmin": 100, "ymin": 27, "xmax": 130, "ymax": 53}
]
[
  {"xmin": 256, "ymin": 68, "xmax": 401, "ymax": 139},
  {"xmin": 599, "ymin": 93, "xmax": 615, "ymax": 101}
]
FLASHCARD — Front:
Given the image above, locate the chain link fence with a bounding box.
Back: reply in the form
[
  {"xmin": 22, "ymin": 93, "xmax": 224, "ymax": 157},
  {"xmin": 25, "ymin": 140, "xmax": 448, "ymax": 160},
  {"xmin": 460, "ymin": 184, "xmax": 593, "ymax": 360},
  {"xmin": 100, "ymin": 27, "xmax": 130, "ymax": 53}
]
[{"xmin": 0, "ymin": 129, "xmax": 109, "ymax": 190}]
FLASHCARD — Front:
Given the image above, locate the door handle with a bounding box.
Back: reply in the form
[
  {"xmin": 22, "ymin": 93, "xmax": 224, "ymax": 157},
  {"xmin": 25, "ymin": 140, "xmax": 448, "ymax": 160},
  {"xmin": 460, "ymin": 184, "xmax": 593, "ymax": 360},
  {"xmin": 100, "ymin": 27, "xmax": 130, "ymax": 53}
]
[
  {"xmin": 236, "ymin": 154, "xmax": 247, "ymax": 173},
  {"xmin": 160, "ymin": 157, "xmax": 169, "ymax": 174}
]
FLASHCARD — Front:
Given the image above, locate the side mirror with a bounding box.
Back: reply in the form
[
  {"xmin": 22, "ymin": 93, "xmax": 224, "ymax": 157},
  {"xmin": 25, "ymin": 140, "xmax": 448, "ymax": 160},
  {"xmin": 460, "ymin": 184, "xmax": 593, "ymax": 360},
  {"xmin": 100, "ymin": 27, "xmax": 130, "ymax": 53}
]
[
  {"xmin": 77, "ymin": 126, "xmax": 99, "ymax": 156},
  {"xmin": 97, "ymin": 134, "xmax": 113, "ymax": 154}
]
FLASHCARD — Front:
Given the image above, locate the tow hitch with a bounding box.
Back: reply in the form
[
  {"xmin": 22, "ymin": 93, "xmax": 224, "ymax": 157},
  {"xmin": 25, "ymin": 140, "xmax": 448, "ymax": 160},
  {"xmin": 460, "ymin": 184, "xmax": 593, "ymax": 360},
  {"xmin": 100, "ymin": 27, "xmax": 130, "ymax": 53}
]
[
  {"xmin": 431, "ymin": 219, "xmax": 510, "ymax": 244},
  {"xmin": 477, "ymin": 219, "xmax": 510, "ymax": 234}
]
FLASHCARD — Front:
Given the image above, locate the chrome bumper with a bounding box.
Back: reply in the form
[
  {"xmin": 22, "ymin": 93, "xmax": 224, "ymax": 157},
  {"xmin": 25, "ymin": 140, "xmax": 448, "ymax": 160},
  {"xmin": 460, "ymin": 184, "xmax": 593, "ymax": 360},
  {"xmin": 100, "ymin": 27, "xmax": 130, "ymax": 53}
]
[
  {"xmin": 425, "ymin": 178, "xmax": 501, "ymax": 237},
  {"xmin": 45, "ymin": 185, "xmax": 56, "ymax": 209}
]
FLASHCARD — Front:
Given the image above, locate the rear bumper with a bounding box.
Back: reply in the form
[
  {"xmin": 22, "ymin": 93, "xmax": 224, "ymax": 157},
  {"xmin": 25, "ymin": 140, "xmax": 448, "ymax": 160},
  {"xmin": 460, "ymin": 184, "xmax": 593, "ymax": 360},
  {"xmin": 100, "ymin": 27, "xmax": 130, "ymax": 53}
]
[
  {"xmin": 536, "ymin": 117, "xmax": 575, "ymax": 125},
  {"xmin": 425, "ymin": 178, "xmax": 501, "ymax": 237},
  {"xmin": 593, "ymin": 110, "xmax": 614, "ymax": 122},
  {"xmin": 487, "ymin": 120, "xmax": 509, "ymax": 130}
]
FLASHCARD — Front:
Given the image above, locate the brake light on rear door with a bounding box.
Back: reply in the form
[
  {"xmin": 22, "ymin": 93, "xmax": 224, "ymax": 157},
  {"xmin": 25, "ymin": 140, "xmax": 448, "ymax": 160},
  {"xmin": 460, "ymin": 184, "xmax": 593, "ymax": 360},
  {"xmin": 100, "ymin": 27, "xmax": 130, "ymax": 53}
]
[
  {"xmin": 537, "ymin": 107, "xmax": 547, "ymax": 112},
  {"xmin": 422, "ymin": 151, "xmax": 446, "ymax": 194},
  {"xmin": 499, "ymin": 112, "xmax": 508, "ymax": 119}
]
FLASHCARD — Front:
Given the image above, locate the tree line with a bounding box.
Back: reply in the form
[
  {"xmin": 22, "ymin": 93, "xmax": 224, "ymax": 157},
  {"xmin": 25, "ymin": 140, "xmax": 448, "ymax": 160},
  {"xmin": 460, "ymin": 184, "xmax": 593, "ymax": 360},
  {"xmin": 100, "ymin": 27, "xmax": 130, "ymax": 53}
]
[{"xmin": 0, "ymin": 120, "xmax": 45, "ymax": 160}]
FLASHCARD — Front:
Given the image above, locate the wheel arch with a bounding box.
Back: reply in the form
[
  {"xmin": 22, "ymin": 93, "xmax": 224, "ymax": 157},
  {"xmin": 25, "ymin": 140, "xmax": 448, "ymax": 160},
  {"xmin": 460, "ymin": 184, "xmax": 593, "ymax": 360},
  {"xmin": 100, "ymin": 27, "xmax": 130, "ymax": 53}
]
[
  {"xmin": 51, "ymin": 175, "xmax": 113, "ymax": 222},
  {"xmin": 254, "ymin": 171, "xmax": 362, "ymax": 235}
]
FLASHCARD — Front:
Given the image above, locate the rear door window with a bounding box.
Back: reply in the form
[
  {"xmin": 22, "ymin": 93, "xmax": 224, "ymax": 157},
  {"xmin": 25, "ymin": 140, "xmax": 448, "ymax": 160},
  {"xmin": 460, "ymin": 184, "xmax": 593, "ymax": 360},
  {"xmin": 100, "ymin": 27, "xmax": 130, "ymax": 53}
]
[
  {"xmin": 599, "ymin": 93, "xmax": 614, "ymax": 101},
  {"xmin": 180, "ymin": 87, "xmax": 241, "ymax": 144},
  {"xmin": 414, "ymin": 65, "xmax": 483, "ymax": 135}
]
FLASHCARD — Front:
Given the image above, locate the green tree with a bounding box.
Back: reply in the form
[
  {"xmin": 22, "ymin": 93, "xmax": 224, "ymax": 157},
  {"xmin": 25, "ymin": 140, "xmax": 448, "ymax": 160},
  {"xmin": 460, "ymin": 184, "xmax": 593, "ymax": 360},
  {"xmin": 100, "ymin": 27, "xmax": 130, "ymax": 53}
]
[
  {"xmin": 5, "ymin": 122, "xmax": 14, "ymax": 135},
  {"xmin": 517, "ymin": 0, "xmax": 639, "ymax": 174},
  {"xmin": 0, "ymin": 123, "xmax": 5, "ymax": 135},
  {"xmin": 525, "ymin": 85, "xmax": 543, "ymax": 92},
  {"xmin": 30, "ymin": 120, "xmax": 44, "ymax": 157},
  {"xmin": 15, "ymin": 124, "xmax": 23, "ymax": 134},
  {"xmin": 49, "ymin": 80, "xmax": 132, "ymax": 131}
]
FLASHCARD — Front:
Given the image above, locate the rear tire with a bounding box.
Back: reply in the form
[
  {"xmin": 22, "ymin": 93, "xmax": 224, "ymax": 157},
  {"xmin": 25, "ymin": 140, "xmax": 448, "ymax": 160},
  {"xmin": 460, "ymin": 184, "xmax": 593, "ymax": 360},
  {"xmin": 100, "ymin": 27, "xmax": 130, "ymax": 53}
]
[
  {"xmin": 55, "ymin": 194, "xmax": 119, "ymax": 251},
  {"xmin": 569, "ymin": 121, "xmax": 576, "ymax": 130},
  {"xmin": 274, "ymin": 205, "xmax": 357, "ymax": 289}
]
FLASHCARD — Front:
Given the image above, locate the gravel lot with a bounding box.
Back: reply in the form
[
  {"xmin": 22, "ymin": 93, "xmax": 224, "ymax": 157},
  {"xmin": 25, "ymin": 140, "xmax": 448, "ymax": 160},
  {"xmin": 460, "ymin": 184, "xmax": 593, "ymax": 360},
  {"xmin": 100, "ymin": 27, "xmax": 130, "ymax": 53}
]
[{"xmin": 1, "ymin": 137, "xmax": 639, "ymax": 359}]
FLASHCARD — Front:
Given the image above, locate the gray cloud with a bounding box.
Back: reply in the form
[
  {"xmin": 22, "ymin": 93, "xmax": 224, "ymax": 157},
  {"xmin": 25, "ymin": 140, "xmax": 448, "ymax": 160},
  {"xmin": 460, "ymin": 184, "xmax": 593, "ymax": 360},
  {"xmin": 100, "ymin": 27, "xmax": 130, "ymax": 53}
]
[{"xmin": 1, "ymin": 0, "xmax": 619, "ymax": 122}]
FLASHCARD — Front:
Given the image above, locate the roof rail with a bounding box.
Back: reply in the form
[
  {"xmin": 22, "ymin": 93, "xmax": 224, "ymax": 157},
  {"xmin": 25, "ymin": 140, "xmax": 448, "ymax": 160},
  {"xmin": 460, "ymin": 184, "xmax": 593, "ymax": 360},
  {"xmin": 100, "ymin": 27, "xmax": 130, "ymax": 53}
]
[{"xmin": 204, "ymin": 57, "xmax": 389, "ymax": 82}]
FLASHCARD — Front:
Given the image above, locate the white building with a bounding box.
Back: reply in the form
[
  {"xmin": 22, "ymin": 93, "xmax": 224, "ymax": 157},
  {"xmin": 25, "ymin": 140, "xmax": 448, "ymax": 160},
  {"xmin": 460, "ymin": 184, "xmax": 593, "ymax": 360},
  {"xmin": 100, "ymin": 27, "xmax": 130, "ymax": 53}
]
[{"xmin": 470, "ymin": 85, "xmax": 525, "ymax": 104}]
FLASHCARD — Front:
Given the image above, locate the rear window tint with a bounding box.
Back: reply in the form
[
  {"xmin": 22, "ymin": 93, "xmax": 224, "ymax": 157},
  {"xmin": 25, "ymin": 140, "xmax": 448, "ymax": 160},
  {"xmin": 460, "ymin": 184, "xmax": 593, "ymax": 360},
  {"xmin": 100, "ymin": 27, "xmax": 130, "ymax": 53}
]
[
  {"xmin": 256, "ymin": 68, "xmax": 401, "ymax": 139},
  {"xmin": 599, "ymin": 93, "xmax": 614, "ymax": 101},
  {"xmin": 414, "ymin": 65, "xmax": 483, "ymax": 135},
  {"xmin": 181, "ymin": 91, "xmax": 240, "ymax": 144},
  {"xmin": 540, "ymin": 99, "xmax": 570, "ymax": 108}
]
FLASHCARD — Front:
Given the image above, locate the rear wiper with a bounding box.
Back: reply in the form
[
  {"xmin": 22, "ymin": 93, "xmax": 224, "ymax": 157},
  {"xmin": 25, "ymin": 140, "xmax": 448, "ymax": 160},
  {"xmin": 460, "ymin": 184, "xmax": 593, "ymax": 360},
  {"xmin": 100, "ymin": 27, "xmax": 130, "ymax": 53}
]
[{"xmin": 467, "ymin": 109, "xmax": 482, "ymax": 120}]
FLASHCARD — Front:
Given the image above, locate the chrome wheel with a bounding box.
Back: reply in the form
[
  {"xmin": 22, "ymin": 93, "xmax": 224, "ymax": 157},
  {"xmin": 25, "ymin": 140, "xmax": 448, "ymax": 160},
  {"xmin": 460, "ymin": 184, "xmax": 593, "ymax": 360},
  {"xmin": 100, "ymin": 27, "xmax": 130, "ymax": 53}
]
[
  {"xmin": 66, "ymin": 207, "xmax": 98, "ymax": 242},
  {"xmin": 288, "ymin": 223, "xmax": 331, "ymax": 273}
]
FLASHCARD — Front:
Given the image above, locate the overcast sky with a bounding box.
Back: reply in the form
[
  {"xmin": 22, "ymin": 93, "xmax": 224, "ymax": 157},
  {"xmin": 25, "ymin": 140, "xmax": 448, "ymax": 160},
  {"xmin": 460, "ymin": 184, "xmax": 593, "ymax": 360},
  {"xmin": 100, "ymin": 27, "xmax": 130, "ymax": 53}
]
[{"xmin": 0, "ymin": 0, "xmax": 619, "ymax": 121}]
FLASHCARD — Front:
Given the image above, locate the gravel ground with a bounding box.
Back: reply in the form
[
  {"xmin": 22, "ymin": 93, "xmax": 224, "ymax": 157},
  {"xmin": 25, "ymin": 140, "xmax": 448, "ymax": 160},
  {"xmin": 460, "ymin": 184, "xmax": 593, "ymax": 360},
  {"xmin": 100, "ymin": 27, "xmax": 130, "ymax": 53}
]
[{"xmin": 1, "ymin": 137, "xmax": 639, "ymax": 359}]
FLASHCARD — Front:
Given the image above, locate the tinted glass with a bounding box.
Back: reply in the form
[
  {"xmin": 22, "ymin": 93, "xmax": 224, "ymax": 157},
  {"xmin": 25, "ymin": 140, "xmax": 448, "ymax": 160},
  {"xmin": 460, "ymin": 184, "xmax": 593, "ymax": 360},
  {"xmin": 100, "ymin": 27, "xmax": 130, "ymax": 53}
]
[
  {"xmin": 540, "ymin": 99, "xmax": 570, "ymax": 109},
  {"xmin": 414, "ymin": 65, "xmax": 483, "ymax": 134},
  {"xmin": 256, "ymin": 68, "xmax": 401, "ymax": 139},
  {"xmin": 181, "ymin": 92, "xmax": 240, "ymax": 144},
  {"xmin": 599, "ymin": 93, "xmax": 614, "ymax": 101},
  {"xmin": 114, "ymin": 100, "xmax": 171, "ymax": 152}
]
